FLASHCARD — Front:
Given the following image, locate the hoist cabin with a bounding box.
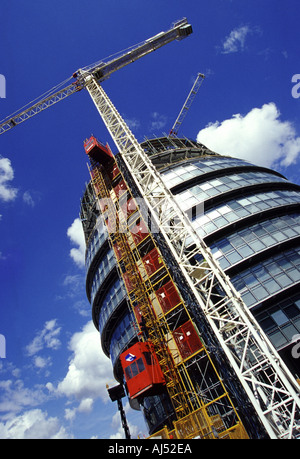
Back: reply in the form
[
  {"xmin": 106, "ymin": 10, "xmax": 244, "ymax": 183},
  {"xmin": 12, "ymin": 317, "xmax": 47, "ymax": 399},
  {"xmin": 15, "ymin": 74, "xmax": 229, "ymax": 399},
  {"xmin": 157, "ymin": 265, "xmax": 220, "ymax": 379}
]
[
  {"xmin": 120, "ymin": 341, "xmax": 165, "ymax": 399},
  {"xmin": 84, "ymin": 136, "xmax": 113, "ymax": 165}
]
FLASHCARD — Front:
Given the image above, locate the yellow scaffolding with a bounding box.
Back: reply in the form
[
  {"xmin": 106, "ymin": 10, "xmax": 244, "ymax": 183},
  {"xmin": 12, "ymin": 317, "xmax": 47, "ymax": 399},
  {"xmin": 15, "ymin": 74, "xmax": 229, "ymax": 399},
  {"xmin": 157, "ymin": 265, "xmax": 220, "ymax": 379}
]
[{"xmin": 89, "ymin": 154, "xmax": 249, "ymax": 439}]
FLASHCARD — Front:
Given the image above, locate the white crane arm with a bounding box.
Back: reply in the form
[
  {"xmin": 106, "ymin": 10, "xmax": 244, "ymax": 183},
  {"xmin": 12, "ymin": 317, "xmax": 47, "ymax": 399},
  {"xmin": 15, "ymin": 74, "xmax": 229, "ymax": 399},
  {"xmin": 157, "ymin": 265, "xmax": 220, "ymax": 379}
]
[
  {"xmin": 0, "ymin": 18, "xmax": 192, "ymax": 136},
  {"xmin": 0, "ymin": 81, "xmax": 82, "ymax": 135},
  {"xmin": 169, "ymin": 72, "xmax": 204, "ymax": 137}
]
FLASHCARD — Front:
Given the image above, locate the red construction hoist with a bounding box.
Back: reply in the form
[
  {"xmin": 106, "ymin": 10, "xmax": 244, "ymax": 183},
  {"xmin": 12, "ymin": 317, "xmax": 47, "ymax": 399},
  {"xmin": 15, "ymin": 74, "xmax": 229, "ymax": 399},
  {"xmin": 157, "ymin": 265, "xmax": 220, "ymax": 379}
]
[{"xmin": 84, "ymin": 135, "xmax": 249, "ymax": 439}]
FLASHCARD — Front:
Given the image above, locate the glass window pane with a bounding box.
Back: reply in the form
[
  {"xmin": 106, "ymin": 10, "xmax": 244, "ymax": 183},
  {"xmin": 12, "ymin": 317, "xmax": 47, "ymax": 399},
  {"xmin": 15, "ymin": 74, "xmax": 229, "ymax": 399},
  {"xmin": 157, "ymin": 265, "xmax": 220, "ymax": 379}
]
[
  {"xmin": 242, "ymin": 291, "xmax": 256, "ymax": 306},
  {"xmin": 264, "ymin": 279, "xmax": 280, "ymax": 294},
  {"xmin": 288, "ymin": 269, "xmax": 300, "ymax": 282},
  {"xmin": 218, "ymin": 240, "xmax": 232, "ymax": 253},
  {"xmin": 238, "ymin": 245, "xmax": 254, "ymax": 257},
  {"xmin": 285, "ymin": 304, "xmax": 300, "ymax": 320},
  {"xmin": 259, "ymin": 317, "xmax": 276, "ymax": 332},
  {"xmin": 269, "ymin": 330, "xmax": 287, "ymax": 349},
  {"xmin": 281, "ymin": 323, "xmax": 298, "ymax": 341},
  {"xmin": 276, "ymin": 273, "xmax": 293, "ymax": 288},
  {"xmin": 243, "ymin": 273, "xmax": 258, "ymax": 287},
  {"xmin": 271, "ymin": 310, "xmax": 289, "ymax": 326},
  {"xmin": 252, "ymin": 285, "xmax": 268, "ymax": 301},
  {"xmin": 226, "ymin": 251, "xmax": 243, "ymax": 264},
  {"xmin": 236, "ymin": 208, "xmax": 250, "ymax": 217},
  {"xmin": 125, "ymin": 367, "xmax": 132, "ymax": 380},
  {"xmin": 250, "ymin": 240, "xmax": 265, "ymax": 251},
  {"xmin": 130, "ymin": 361, "xmax": 139, "ymax": 377},
  {"xmin": 137, "ymin": 357, "xmax": 145, "ymax": 373},
  {"xmin": 226, "ymin": 212, "xmax": 239, "ymax": 222}
]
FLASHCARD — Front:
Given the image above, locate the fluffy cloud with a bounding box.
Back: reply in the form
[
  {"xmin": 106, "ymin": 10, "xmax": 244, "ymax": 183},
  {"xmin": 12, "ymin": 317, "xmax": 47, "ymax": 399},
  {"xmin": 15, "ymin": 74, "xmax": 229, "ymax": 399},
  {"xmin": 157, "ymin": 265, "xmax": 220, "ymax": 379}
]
[
  {"xmin": 197, "ymin": 103, "xmax": 300, "ymax": 168},
  {"xmin": 67, "ymin": 218, "xmax": 86, "ymax": 268},
  {"xmin": 0, "ymin": 379, "xmax": 46, "ymax": 415},
  {"xmin": 53, "ymin": 321, "xmax": 114, "ymax": 404},
  {"xmin": 0, "ymin": 156, "xmax": 18, "ymax": 201},
  {"xmin": 0, "ymin": 409, "xmax": 72, "ymax": 439},
  {"xmin": 221, "ymin": 25, "xmax": 251, "ymax": 54},
  {"xmin": 25, "ymin": 319, "xmax": 61, "ymax": 357},
  {"xmin": 149, "ymin": 112, "xmax": 168, "ymax": 131}
]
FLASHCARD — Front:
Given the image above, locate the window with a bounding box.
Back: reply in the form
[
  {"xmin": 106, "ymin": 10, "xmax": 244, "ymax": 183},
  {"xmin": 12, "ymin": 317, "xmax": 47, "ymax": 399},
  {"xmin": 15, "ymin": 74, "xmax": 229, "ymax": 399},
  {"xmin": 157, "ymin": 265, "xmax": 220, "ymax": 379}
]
[
  {"xmin": 143, "ymin": 352, "xmax": 152, "ymax": 366},
  {"xmin": 200, "ymin": 183, "xmax": 213, "ymax": 191},
  {"xmin": 271, "ymin": 310, "xmax": 289, "ymax": 326},
  {"xmin": 137, "ymin": 357, "xmax": 145, "ymax": 373},
  {"xmin": 226, "ymin": 251, "xmax": 242, "ymax": 264},
  {"xmin": 269, "ymin": 329, "xmax": 287, "ymax": 348},
  {"xmin": 124, "ymin": 356, "xmax": 147, "ymax": 381},
  {"xmin": 130, "ymin": 361, "xmax": 139, "ymax": 377},
  {"xmin": 238, "ymin": 245, "xmax": 254, "ymax": 258},
  {"xmin": 125, "ymin": 366, "xmax": 132, "ymax": 380}
]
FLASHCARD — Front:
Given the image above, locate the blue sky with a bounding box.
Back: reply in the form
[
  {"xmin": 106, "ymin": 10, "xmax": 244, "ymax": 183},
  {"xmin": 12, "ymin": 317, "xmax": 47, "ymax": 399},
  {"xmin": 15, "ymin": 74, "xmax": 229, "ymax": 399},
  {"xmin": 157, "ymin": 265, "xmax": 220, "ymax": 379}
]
[{"xmin": 0, "ymin": 0, "xmax": 299, "ymax": 439}]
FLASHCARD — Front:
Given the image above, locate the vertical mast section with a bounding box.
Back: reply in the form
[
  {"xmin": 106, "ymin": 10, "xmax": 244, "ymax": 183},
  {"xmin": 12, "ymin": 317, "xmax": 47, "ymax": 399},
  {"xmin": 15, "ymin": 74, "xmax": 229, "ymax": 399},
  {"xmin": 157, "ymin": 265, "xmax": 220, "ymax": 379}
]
[{"xmin": 85, "ymin": 76, "xmax": 300, "ymax": 439}]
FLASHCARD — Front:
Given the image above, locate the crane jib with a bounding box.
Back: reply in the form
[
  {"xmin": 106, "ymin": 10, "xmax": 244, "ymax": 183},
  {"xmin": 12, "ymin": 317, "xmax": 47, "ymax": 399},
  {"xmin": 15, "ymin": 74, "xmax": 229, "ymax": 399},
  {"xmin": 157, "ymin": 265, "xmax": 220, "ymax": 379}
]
[
  {"xmin": 91, "ymin": 23, "xmax": 193, "ymax": 83},
  {"xmin": 0, "ymin": 19, "xmax": 192, "ymax": 135}
]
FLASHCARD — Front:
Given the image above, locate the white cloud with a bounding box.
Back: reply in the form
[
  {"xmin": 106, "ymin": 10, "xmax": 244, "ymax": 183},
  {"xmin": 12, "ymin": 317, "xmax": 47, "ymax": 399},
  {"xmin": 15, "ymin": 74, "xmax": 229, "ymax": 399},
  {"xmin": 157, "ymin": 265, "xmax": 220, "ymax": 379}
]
[
  {"xmin": 64, "ymin": 397, "xmax": 94, "ymax": 422},
  {"xmin": 221, "ymin": 25, "xmax": 250, "ymax": 54},
  {"xmin": 149, "ymin": 112, "xmax": 167, "ymax": 131},
  {"xmin": 53, "ymin": 321, "xmax": 115, "ymax": 404},
  {"xmin": 0, "ymin": 409, "xmax": 72, "ymax": 439},
  {"xmin": 63, "ymin": 274, "xmax": 82, "ymax": 293},
  {"xmin": 124, "ymin": 116, "xmax": 140, "ymax": 131},
  {"xmin": 0, "ymin": 379, "xmax": 46, "ymax": 416},
  {"xmin": 33, "ymin": 355, "xmax": 52, "ymax": 370},
  {"xmin": 25, "ymin": 319, "xmax": 61, "ymax": 357},
  {"xmin": 67, "ymin": 218, "xmax": 86, "ymax": 268},
  {"xmin": 0, "ymin": 157, "xmax": 18, "ymax": 201},
  {"xmin": 197, "ymin": 102, "xmax": 300, "ymax": 168},
  {"xmin": 23, "ymin": 190, "xmax": 35, "ymax": 207}
]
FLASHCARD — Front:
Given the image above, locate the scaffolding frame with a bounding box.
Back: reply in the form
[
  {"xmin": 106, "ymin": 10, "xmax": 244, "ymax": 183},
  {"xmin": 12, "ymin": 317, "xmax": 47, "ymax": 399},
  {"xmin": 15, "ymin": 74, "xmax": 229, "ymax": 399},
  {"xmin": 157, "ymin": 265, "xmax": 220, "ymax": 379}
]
[{"xmin": 88, "ymin": 150, "xmax": 246, "ymax": 438}]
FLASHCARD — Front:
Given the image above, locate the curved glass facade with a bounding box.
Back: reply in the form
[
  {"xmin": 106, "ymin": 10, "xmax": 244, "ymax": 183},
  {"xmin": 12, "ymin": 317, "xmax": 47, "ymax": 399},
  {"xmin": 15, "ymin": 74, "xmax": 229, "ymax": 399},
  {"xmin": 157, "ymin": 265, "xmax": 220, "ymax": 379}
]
[{"xmin": 80, "ymin": 137, "xmax": 300, "ymax": 435}]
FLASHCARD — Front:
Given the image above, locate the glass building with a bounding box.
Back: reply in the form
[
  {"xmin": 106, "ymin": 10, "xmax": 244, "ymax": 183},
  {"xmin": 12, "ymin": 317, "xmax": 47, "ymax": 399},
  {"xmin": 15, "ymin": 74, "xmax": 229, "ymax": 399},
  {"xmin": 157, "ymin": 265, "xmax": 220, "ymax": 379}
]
[{"xmin": 80, "ymin": 136, "xmax": 300, "ymax": 434}]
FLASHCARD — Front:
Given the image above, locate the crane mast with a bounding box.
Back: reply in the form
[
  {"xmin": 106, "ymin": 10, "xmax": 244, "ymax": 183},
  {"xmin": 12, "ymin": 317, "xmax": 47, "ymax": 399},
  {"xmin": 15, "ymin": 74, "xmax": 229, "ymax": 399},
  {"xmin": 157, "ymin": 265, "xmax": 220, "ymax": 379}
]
[{"xmin": 1, "ymin": 18, "xmax": 300, "ymax": 439}]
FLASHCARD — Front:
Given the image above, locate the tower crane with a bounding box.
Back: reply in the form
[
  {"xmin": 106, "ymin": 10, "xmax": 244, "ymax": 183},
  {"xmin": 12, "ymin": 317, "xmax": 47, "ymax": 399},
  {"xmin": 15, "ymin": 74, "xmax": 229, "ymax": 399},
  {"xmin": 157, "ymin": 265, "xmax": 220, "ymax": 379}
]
[
  {"xmin": 169, "ymin": 72, "xmax": 205, "ymax": 137},
  {"xmin": 1, "ymin": 18, "xmax": 300, "ymax": 439}
]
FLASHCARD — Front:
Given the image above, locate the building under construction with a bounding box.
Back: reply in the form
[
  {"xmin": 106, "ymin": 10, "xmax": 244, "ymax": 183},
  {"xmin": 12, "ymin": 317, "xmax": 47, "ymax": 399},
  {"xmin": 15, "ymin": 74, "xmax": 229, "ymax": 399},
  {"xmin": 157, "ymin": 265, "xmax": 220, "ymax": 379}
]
[
  {"xmin": 1, "ymin": 17, "xmax": 299, "ymax": 440},
  {"xmin": 80, "ymin": 134, "xmax": 300, "ymax": 439}
]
